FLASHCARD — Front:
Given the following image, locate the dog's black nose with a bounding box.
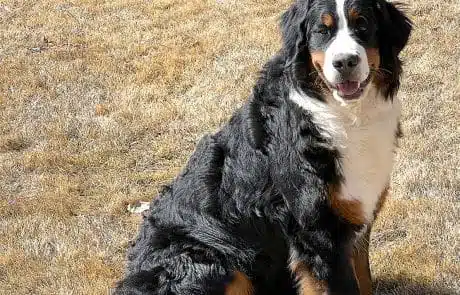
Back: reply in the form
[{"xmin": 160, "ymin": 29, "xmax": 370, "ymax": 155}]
[{"xmin": 332, "ymin": 54, "xmax": 360, "ymax": 73}]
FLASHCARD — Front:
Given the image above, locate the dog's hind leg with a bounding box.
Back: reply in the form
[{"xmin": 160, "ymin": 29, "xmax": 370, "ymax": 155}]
[
  {"xmin": 114, "ymin": 254, "xmax": 253, "ymax": 295},
  {"xmin": 114, "ymin": 268, "xmax": 250, "ymax": 295}
]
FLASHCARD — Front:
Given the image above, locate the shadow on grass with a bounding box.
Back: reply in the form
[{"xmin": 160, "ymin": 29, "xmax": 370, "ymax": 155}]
[{"xmin": 374, "ymin": 277, "xmax": 454, "ymax": 295}]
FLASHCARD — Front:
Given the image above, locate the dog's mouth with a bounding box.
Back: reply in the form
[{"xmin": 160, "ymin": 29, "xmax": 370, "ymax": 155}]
[
  {"xmin": 320, "ymin": 74, "xmax": 372, "ymax": 101},
  {"xmin": 333, "ymin": 76, "xmax": 371, "ymax": 100}
]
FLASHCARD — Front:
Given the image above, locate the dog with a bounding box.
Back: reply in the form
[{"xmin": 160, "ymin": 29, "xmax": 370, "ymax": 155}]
[{"xmin": 114, "ymin": 0, "xmax": 411, "ymax": 294}]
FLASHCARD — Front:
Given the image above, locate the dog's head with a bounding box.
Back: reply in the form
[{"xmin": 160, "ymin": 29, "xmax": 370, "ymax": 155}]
[{"xmin": 281, "ymin": 0, "xmax": 412, "ymax": 103}]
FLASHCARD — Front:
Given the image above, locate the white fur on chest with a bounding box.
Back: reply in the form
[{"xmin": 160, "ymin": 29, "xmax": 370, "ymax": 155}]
[{"xmin": 290, "ymin": 88, "xmax": 400, "ymax": 223}]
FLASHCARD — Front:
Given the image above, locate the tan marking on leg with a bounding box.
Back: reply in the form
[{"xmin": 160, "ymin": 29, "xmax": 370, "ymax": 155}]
[
  {"xmin": 352, "ymin": 227, "xmax": 373, "ymax": 295},
  {"xmin": 225, "ymin": 271, "xmax": 253, "ymax": 295},
  {"xmin": 351, "ymin": 186, "xmax": 389, "ymax": 295},
  {"xmin": 290, "ymin": 261, "xmax": 327, "ymax": 295},
  {"xmin": 329, "ymin": 185, "xmax": 367, "ymax": 225}
]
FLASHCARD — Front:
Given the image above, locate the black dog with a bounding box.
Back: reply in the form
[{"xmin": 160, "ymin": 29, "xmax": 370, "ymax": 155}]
[{"xmin": 115, "ymin": 0, "xmax": 411, "ymax": 294}]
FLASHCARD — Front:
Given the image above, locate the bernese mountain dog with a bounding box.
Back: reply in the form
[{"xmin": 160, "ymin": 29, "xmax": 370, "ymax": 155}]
[{"xmin": 114, "ymin": 0, "xmax": 412, "ymax": 294}]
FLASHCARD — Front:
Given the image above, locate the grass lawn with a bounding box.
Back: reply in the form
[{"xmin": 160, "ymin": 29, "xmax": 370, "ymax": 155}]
[{"xmin": 0, "ymin": 0, "xmax": 458, "ymax": 294}]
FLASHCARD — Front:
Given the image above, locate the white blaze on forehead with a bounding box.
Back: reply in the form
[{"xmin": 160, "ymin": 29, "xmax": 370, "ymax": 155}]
[
  {"xmin": 336, "ymin": 0, "xmax": 348, "ymax": 29},
  {"xmin": 331, "ymin": 0, "xmax": 363, "ymax": 57}
]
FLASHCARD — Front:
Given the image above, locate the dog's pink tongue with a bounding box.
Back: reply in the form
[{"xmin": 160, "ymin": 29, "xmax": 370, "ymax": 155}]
[{"xmin": 337, "ymin": 81, "xmax": 360, "ymax": 96}]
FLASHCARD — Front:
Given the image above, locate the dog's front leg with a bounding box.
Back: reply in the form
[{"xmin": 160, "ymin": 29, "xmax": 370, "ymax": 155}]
[{"xmin": 351, "ymin": 226, "xmax": 373, "ymax": 295}]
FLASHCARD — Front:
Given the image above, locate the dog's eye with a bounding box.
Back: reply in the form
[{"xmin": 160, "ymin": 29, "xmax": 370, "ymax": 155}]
[
  {"xmin": 313, "ymin": 26, "xmax": 330, "ymax": 35},
  {"xmin": 355, "ymin": 16, "xmax": 369, "ymax": 32}
]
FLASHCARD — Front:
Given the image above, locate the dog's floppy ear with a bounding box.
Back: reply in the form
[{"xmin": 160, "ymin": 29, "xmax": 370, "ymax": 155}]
[
  {"xmin": 375, "ymin": 0, "xmax": 412, "ymax": 98},
  {"xmin": 376, "ymin": 1, "xmax": 412, "ymax": 54},
  {"xmin": 280, "ymin": 1, "xmax": 310, "ymax": 66}
]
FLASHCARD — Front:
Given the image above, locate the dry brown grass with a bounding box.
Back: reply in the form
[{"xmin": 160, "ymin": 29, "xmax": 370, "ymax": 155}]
[{"xmin": 0, "ymin": 0, "xmax": 458, "ymax": 294}]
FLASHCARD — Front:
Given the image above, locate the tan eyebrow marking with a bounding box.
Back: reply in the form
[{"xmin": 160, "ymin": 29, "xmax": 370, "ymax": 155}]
[
  {"xmin": 321, "ymin": 13, "xmax": 334, "ymax": 27},
  {"xmin": 349, "ymin": 8, "xmax": 360, "ymax": 22}
]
